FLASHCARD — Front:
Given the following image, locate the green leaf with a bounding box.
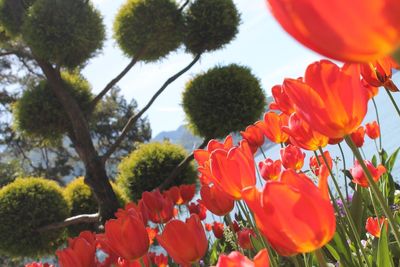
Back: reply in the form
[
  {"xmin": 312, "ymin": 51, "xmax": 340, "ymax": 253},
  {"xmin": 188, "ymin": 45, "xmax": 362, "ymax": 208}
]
[
  {"xmin": 350, "ymin": 187, "xmax": 364, "ymax": 234},
  {"xmin": 386, "ymin": 147, "xmax": 400, "ymax": 172},
  {"xmin": 377, "ymin": 224, "xmax": 394, "ymax": 267}
]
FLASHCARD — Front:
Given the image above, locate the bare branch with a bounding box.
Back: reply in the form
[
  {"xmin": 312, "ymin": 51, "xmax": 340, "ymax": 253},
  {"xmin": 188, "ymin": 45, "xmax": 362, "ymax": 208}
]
[
  {"xmin": 38, "ymin": 213, "xmax": 99, "ymax": 232},
  {"xmin": 179, "ymin": 0, "xmax": 190, "ymax": 11},
  {"xmin": 101, "ymin": 53, "xmax": 202, "ymax": 162},
  {"xmin": 158, "ymin": 138, "xmax": 209, "ymax": 190}
]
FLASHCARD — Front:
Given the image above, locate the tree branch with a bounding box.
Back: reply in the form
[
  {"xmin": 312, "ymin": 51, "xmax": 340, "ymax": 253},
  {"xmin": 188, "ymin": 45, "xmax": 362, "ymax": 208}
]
[
  {"xmin": 101, "ymin": 53, "xmax": 202, "ymax": 162},
  {"xmin": 38, "ymin": 213, "xmax": 99, "ymax": 232},
  {"xmin": 179, "ymin": 0, "xmax": 190, "ymax": 11},
  {"xmin": 158, "ymin": 138, "xmax": 209, "ymax": 190}
]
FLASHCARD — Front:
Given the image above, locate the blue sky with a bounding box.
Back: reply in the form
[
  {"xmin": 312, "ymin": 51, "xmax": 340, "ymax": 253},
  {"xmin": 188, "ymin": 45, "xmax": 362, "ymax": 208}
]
[{"xmin": 82, "ymin": 0, "xmax": 321, "ymax": 136}]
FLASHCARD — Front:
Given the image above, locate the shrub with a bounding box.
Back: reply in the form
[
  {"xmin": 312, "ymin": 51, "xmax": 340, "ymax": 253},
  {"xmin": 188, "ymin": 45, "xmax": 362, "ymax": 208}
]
[
  {"xmin": 182, "ymin": 64, "xmax": 266, "ymax": 138},
  {"xmin": 113, "ymin": 0, "xmax": 183, "ymax": 62},
  {"xmin": 183, "ymin": 0, "xmax": 240, "ymax": 54},
  {"xmin": 0, "ymin": 177, "xmax": 69, "ymax": 257},
  {"xmin": 117, "ymin": 141, "xmax": 197, "ymax": 201},
  {"xmin": 22, "ymin": 0, "xmax": 105, "ymax": 68},
  {"xmin": 0, "ymin": 0, "xmax": 35, "ymax": 35},
  {"xmin": 13, "ymin": 72, "xmax": 93, "ymax": 141}
]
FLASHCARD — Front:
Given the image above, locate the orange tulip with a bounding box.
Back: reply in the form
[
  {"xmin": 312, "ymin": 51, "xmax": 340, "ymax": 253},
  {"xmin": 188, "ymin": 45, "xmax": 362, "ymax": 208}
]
[
  {"xmin": 142, "ymin": 190, "xmax": 174, "ymax": 223},
  {"xmin": 179, "ymin": 184, "xmax": 196, "ymax": 204},
  {"xmin": 284, "ymin": 60, "xmax": 368, "ymax": 139},
  {"xmin": 361, "ymin": 56, "xmax": 399, "ymax": 92},
  {"xmin": 56, "ymin": 231, "xmax": 96, "ymax": 267},
  {"xmin": 266, "ymin": 0, "xmax": 400, "ymax": 62},
  {"xmin": 255, "ymin": 112, "xmax": 289, "ymax": 144},
  {"xmin": 362, "ymin": 79, "xmax": 379, "ymax": 100},
  {"xmin": 240, "ymin": 125, "xmax": 265, "ymax": 154},
  {"xmin": 215, "ymin": 249, "xmax": 270, "ymax": 267},
  {"xmin": 157, "ymin": 214, "xmax": 208, "ymax": 266},
  {"xmin": 365, "ymin": 121, "xmax": 380, "ymax": 140},
  {"xmin": 210, "ymin": 140, "xmax": 256, "ymax": 200},
  {"xmin": 280, "ymin": 145, "xmax": 305, "ymax": 171},
  {"xmin": 350, "ymin": 126, "xmax": 366, "ymax": 148},
  {"xmin": 258, "ymin": 158, "xmax": 281, "ymax": 181},
  {"xmin": 103, "ymin": 208, "xmax": 149, "ymax": 261},
  {"xmin": 269, "ymin": 84, "xmax": 295, "ymax": 115},
  {"xmin": 282, "ymin": 113, "xmax": 329, "ymax": 150},
  {"xmin": 350, "ymin": 160, "xmax": 386, "ymax": 188},
  {"xmin": 309, "ymin": 151, "xmax": 332, "ymax": 176},
  {"xmin": 366, "ymin": 217, "xmax": 388, "ymax": 238},
  {"xmin": 200, "ymin": 184, "xmax": 234, "ymax": 216},
  {"xmin": 243, "ymin": 169, "xmax": 335, "ymax": 256}
]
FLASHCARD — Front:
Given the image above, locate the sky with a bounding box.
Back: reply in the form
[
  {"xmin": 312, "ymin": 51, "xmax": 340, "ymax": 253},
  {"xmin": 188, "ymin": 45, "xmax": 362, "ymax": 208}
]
[{"xmin": 82, "ymin": 0, "xmax": 321, "ymax": 136}]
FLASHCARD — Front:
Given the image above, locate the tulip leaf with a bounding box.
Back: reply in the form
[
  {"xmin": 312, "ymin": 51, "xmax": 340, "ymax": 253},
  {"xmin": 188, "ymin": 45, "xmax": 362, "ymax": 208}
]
[
  {"xmin": 386, "ymin": 147, "xmax": 400, "ymax": 172},
  {"xmin": 350, "ymin": 187, "xmax": 364, "ymax": 234},
  {"xmin": 328, "ymin": 233, "xmax": 355, "ymax": 267},
  {"xmin": 250, "ymin": 235, "xmax": 264, "ymax": 251},
  {"xmin": 377, "ymin": 225, "xmax": 394, "ymax": 267}
]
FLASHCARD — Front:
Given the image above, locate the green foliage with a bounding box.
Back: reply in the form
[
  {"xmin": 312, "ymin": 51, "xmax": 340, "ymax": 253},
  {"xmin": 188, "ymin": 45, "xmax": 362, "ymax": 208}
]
[
  {"xmin": 183, "ymin": 0, "xmax": 240, "ymax": 54},
  {"xmin": 0, "ymin": 177, "xmax": 69, "ymax": 257},
  {"xmin": 182, "ymin": 64, "xmax": 266, "ymax": 138},
  {"xmin": 63, "ymin": 177, "xmax": 127, "ymax": 236},
  {"xmin": 113, "ymin": 0, "xmax": 183, "ymax": 61},
  {"xmin": 22, "ymin": 0, "xmax": 104, "ymax": 68},
  {"xmin": 13, "ymin": 72, "xmax": 93, "ymax": 141},
  {"xmin": 0, "ymin": 0, "xmax": 35, "ymax": 36},
  {"xmin": 117, "ymin": 141, "xmax": 197, "ymax": 201},
  {"xmin": 0, "ymin": 160, "xmax": 24, "ymax": 187}
]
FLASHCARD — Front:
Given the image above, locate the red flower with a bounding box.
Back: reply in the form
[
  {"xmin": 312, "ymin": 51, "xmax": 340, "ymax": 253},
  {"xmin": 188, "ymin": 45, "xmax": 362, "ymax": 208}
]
[
  {"xmin": 56, "ymin": 231, "xmax": 97, "ymax": 267},
  {"xmin": 157, "ymin": 214, "xmax": 208, "ymax": 266},
  {"xmin": 350, "ymin": 160, "xmax": 386, "ymax": 188},
  {"xmin": 309, "ymin": 151, "xmax": 332, "ymax": 176},
  {"xmin": 216, "ymin": 249, "xmax": 270, "ymax": 267},
  {"xmin": 163, "ymin": 186, "xmax": 183, "ymax": 205},
  {"xmin": 188, "ymin": 200, "xmax": 207, "ymax": 220},
  {"xmin": 267, "ymin": 0, "xmax": 400, "ymax": 62},
  {"xmin": 366, "ymin": 217, "xmax": 388, "ymax": 238},
  {"xmin": 284, "ymin": 60, "xmax": 368, "ymax": 139},
  {"xmin": 200, "ymin": 184, "xmax": 234, "ymax": 216},
  {"xmin": 258, "ymin": 158, "xmax": 281, "ymax": 181},
  {"xmin": 25, "ymin": 263, "xmax": 54, "ymax": 267},
  {"xmin": 255, "ymin": 112, "xmax": 289, "ymax": 144},
  {"xmin": 150, "ymin": 253, "xmax": 168, "ymax": 267},
  {"xmin": 280, "ymin": 145, "xmax": 305, "ymax": 171},
  {"xmin": 243, "ymin": 169, "xmax": 335, "ymax": 256},
  {"xmin": 142, "ymin": 190, "xmax": 174, "ymax": 223},
  {"xmin": 212, "ymin": 221, "xmax": 225, "ymax": 239},
  {"xmin": 361, "ymin": 57, "xmax": 399, "ymax": 92},
  {"xmin": 269, "ymin": 84, "xmax": 295, "ymax": 115},
  {"xmin": 350, "ymin": 126, "xmax": 366, "ymax": 148},
  {"xmin": 240, "ymin": 125, "xmax": 265, "ymax": 154},
  {"xmin": 237, "ymin": 228, "xmax": 256, "ymax": 250},
  {"xmin": 116, "ymin": 255, "xmax": 151, "ymax": 267},
  {"xmin": 179, "ymin": 184, "xmax": 196, "ymax": 204},
  {"xmin": 365, "ymin": 121, "xmax": 380, "ymax": 140}
]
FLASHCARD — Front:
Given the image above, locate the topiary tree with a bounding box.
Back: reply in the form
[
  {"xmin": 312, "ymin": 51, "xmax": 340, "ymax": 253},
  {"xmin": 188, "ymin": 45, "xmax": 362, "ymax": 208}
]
[
  {"xmin": 114, "ymin": 0, "xmax": 184, "ymax": 61},
  {"xmin": 12, "ymin": 72, "xmax": 93, "ymax": 141},
  {"xmin": 0, "ymin": 177, "xmax": 69, "ymax": 257},
  {"xmin": 117, "ymin": 141, "xmax": 197, "ymax": 201},
  {"xmin": 182, "ymin": 64, "xmax": 266, "ymax": 139},
  {"xmin": 183, "ymin": 0, "xmax": 240, "ymax": 54}
]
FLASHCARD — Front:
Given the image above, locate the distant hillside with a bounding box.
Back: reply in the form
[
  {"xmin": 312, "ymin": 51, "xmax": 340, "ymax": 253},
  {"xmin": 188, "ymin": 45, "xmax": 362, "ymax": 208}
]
[{"xmin": 152, "ymin": 125, "xmax": 203, "ymax": 151}]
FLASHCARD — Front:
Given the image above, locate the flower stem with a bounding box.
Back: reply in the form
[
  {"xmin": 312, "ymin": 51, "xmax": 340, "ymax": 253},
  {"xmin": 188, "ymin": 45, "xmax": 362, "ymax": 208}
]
[
  {"xmin": 314, "ymin": 249, "xmax": 328, "ymax": 267},
  {"xmin": 337, "ymin": 143, "xmax": 349, "ymax": 202},
  {"xmin": 384, "ymin": 88, "xmax": 400, "ymax": 118}
]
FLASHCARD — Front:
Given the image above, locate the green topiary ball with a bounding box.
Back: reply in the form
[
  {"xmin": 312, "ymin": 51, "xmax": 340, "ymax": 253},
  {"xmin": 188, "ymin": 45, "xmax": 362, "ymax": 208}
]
[
  {"xmin": 182, "ymin": 64, "xmax": 266, "ymax": 138},
  {"xmin": 22, "ymin": 0, "xmax": 104, "ymax": 68},
  {"xmin": 113, "ymin": 0, "xmax": 184, "ymax": 62},
  {"xmin": 0, "ymin": 177, "xmax": 69, "ymax": 257},
  {"xmin": 117, "ymin": 141, "xmax": 197, "ymax": 201},
  {"xmin": 183, "ymin": 0, "xmax": 240, "ymax": 54},
  {"xmin": 64, "ymin": 177, "xmax": 127, "ymax": 236},
  {"xmin": 0, "ymin": 0, "xmax": 35, "ymax": 36},
  {"xmin": 13, "ymin": 72, "xmax": 93, "ymax": 141}
]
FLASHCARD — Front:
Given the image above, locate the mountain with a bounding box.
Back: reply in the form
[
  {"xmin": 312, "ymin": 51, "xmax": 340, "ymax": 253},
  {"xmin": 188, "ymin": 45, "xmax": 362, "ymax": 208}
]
[{"xmin": 152, "ymin": 125, "xmax": 203, "ymax": 151}]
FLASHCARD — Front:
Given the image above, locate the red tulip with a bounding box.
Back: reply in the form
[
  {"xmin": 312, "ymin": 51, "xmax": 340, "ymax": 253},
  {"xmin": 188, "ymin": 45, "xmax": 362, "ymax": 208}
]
[
  {"xmin": 361, "ymin": 57, "xmax": 399, "ymax": 92},
  {"xmin": 157, "ymin": 214, "xmax": 208, "ymax": 266},
  {"xmin": 212, "ymin": 221, "xmax": 225, "ymax": 239},
  {"xmin": 240, "ymin": 125, "xmax": 265, "ymax": 154},
  {"xmin": 243, "ymin": 169, "xmax": 336, "ymax": 256},
  {"xmin": 255, "ymin": 112, "xmax": 289, "ymax": 144},
  {"xmin": 149, "ymin": 253, "xmax": 168, "ymax": 267},
  {"xmin": 280, "ymin": 145, "xmax": 305, "ymax": 171},
  {"xmin": 283, "ymin": 113, "xmax": 329, "ymax": 151},
  {"xmin": 163, "ymin": 186, "xmax": 183, "ymax": 205},
  {"xmin": 215, "ymin": 249, "xmax": 270, "ymax": 267},
  {"xmin": 269, "ymin": 84, "xmax": 295, "ymax": 115},
  {"xmin": 258, "ymin": 158, "xmax": 281, "ymax": 181},
  {"xmin": 179, "ymin": 184, "xmax": 196, "ymax": 204},
  {"xmin": 116, "ymin": 255, "xmax": 151, "ymax": 267},
  {"xmin": 209, "ymin": 140, "xmax": 256, "ymax": 200},
  {"xmin": 142, "ymin": 190, "xmax": 174, "ymax": 223},
  {"xmin": 25, "ymin": 263, "xmax": 54, "ymax": 267},
  {"xmin": 266, "ymin": 0, "xmax": 400, "ymax": 62},
  {"xmin": 350, "ymin": 160, "xmax": 386, "ymax": 188},
  {"xmin": 366, "ymin": 217, "xmax": 388, "ymax": 238},
  {"xmin": 200, "ymin": 184, "xmax": 234, "ymax": 216},
  {"xmin": 309, "ymin": 151, "xmax": 332, "ymax": 176},
  {"xmin": 237, "ymin": 228, "xmax": 256, "ymax": 250},
  {"xmin": 350, "ymin": 126, "xmax": 366, "ymax": 148},
  {"xmin": 365, "ymin": 121, "xmax": 380, "ymax": 140},
  {"xmin": 188, "ymin": 200, "xmax": 207, "ymax": 221},
  {"xmin": 56, "ymin": 231, "xmax": 97, "ymax": 267},
  {"xmin": 284, "ymin": 60, "xmax": 368, "ymax": 139}
]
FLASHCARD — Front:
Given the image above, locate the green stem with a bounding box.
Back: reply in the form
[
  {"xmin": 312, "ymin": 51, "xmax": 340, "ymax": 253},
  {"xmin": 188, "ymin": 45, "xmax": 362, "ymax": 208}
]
[
  {"xmin": 290, "ymin": 255, "xmax": 301, "ymax": 267},
  {"xmin": 345, "ymin": 135, "xmax": 400, "ymax": 248},
  {"xmin": 368, "ymin": 188, "xmax": 380, "ymax": 219},
  {"xmin": 260, "ymin": 146, "xmax": 267, "ymax": 159},
  {"xmin": 384, "ymin": 88, "xmax": 400, "ymax": 118},
  {"xmin": 338, "ymin": 143, "xmax": 349, "ymax": 202},
  {"xmin": 371, "ymin": 97, "xmax": 382, "ymax": 151},
  {"xmin": 314, "ymin": 249, "xmax": 328, "ymax": 267}
]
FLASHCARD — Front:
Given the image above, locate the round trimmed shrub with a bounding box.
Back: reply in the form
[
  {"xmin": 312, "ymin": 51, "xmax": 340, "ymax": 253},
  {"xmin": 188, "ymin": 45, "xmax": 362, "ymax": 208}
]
[
  {"xmin": 183, "ymin": 0, "xmax": 240, "ymax": 54},
  {"xmin": 117, "ymin": 141, "xmax": 197, "ymax": 201},
  {"xmin": 182, "ymin": 64, "xmax": 266, "ymax": 138},
  {"xmin": 0, "ymin": 177, "xmax": 69, "ymax": 257},
  {"xmin": 13, "ymin": 72, "xmax": 93, "ymax": 141},
  {"xmin": 113, "ymin": 0, "xmax": 183, "ymax": 62},
  {"xmin": 0, "ymin": 0, "xmax": 35, "ymax": 35},
  {"xmin": 22, "ymin": 0, "xmax": 104, "ymax": 68},
  {"xmin": 64, "ymin": 177, "xmax": 127, "ymax": 236}
]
